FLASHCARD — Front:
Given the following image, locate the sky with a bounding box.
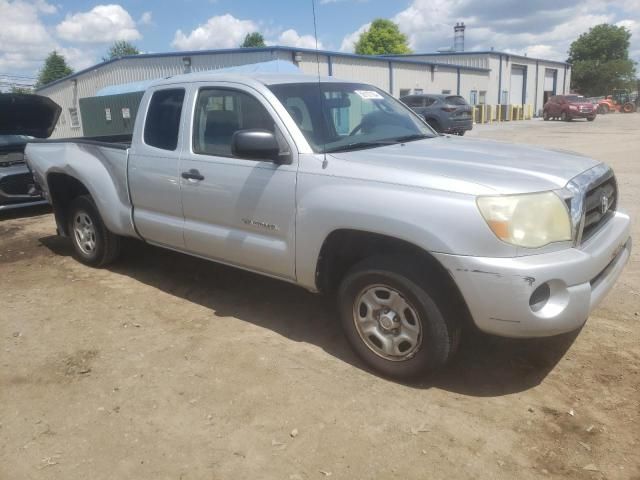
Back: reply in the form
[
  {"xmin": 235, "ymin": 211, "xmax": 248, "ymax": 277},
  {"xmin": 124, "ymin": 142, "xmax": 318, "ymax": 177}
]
[{"xmin": 1, "ymin": 0, "xmax": 639, "ymax": 84}]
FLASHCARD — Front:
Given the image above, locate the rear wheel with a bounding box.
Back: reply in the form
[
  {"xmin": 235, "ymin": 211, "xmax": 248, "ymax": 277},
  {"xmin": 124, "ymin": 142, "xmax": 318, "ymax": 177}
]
[
  {"xmin": 622, "ymin": 102, "xmax": 635, "ymax": 113},
  {"xmin": 587, "ymin": 116, "xmax": 596, "ymax": 122},
  {"xmin": 543, "ymin": 110, "xmax": 550, "ymax": 121},
  {"xmin": 67, "ymin": 195, "xmax": 121, "ymax": 267},
  {"xmin": 337, "ymin": 255, "xmax": 460, "ymax": 379}
]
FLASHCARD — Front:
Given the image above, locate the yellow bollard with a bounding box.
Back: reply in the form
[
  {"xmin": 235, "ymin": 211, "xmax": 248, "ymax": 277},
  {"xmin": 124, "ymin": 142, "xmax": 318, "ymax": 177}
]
[
  {"xmin": 481, "ymin": 104, "xmax": 485, "ymax": 124},
  {"xmin": 472, "ymin": 106, "xmax": 477, "ymax": 124},
  {"xmin": 497, "ymin": 105, "xmax": 501, "ymax": 122}
]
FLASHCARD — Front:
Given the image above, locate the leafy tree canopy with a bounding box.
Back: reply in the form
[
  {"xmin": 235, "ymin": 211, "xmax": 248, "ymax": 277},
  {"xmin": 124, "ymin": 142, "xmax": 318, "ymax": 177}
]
[
  {"xmin": 354, "ymin": 19, "xmax": 412, "ymax": 55},
  {"xmin": 36, "ymin": 51, "xmax": 73, "ymax": 87},
  {"xmin": 241, "ymin": 32, "xmax": 266, "ymax": 48},
  {"xmin": 103, "ymin": 40, "xmax": 140, "ymax": 61},
  {"xmin": 568, "ymin": 24, "xmax": 636, "ymax": 96}
]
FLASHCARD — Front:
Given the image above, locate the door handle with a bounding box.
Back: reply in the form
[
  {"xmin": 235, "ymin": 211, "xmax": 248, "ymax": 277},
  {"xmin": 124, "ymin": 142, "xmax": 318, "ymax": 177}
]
[{"xmin": 181, "ymin": 169, "xmax": 204, "ymax": 181}]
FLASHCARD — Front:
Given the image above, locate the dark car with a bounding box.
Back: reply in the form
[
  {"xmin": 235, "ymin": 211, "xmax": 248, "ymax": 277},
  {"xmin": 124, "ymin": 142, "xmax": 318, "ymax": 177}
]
[
  {"xmin": 400, "ymin": 94, "xmax": 473, "ymax": 135},
  {"xmin": 0, "ymin": 93, "xmax": 60, "ymax": 211},
  {"xmin": 543, "ymin": 95, "xmax": 596, "ymax": 122}
]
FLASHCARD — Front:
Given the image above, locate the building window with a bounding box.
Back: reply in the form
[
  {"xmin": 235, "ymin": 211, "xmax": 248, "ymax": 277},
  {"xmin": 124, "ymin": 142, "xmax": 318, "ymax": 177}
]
[
  {"xmin": 501, "ymin": 90, "xmax": 509, "ymax": 105},
  {"xmin": 414, "ymin": 88, "xmax": 424, "ymax": 95},
  {"xmin": 479, "ymin": 91, "xmax": 487, "ymax": 105},
  {"xmin": 442, "ymin": 89, "xmax": 451, "ymax": 94},
  {"xmin": 399, "ymin": 89, "xmax": 411, "ymax": 98},
  {"xmin": 469, "ymin": 90, "xmax": 478, "ymax": 105},
  {"xmin": 68, "ymin": 108, "xmax": 80, "ymax": 128}
]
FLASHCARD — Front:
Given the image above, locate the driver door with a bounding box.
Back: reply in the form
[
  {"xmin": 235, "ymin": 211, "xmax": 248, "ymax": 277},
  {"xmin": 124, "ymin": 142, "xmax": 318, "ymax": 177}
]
[{"xmin": 179, "ymin": 83, "xmax": 298, "ymax": 280}]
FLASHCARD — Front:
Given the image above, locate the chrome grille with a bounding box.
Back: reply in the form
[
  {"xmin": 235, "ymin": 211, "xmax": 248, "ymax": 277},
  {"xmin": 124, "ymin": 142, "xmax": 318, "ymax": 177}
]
[{"xmin": 580, "ymin": 174, "xmax": 617, "ymax": 243}]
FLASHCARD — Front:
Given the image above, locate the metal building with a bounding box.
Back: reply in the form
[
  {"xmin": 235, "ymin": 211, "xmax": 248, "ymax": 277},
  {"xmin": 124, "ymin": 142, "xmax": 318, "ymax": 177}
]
[
  {"xmin": 384, "ymin": 51, "xmax": 571, "ymax": 115},
  {"xmin": 36, "ymin": 45, "xmax": 569, "ymax": 138}
]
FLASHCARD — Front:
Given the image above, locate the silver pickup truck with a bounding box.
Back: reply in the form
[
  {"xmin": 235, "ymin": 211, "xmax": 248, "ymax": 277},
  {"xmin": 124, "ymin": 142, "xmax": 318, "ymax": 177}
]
[{"xmin": 25, "ymin": 72, "xmax": 632, "ymax": 379}]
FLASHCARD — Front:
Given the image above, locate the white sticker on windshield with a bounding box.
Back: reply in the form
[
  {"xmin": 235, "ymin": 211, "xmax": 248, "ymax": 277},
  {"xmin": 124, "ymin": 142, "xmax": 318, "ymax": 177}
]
[{"xmin": 355, "ymin": 90, "xmax": 384, "ymax": 100}]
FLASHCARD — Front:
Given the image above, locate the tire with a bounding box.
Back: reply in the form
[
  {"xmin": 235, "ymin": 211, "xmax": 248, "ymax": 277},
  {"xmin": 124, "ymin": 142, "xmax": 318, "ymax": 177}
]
[
  {"xmin": 337, "ymin": 255, "xmax": 460, "ymax": 379},
  {"xmin": 587, "ymin": 116, "xmax": 596, "ymax": 122},
  {"xmin": 457, "ymin": 130, "xmax": 466, "ymax": 136},
  {"xmin": 543, "ymin": 110, "xmax": 549, "ymax": 121},
  {"xmin": 67, "ymin": 195, "xmax": 121, "ymax": 267},
  {"xmin": 622, "ymin": 103, "xmax": 634, "ymax": 113},
  {"xmin": 561, "ymin": 111, "xmax": 571, "ymax": 122},
  {"xmin": 597, "ymin": 105, "xmax": 608, "ymax": 114}
]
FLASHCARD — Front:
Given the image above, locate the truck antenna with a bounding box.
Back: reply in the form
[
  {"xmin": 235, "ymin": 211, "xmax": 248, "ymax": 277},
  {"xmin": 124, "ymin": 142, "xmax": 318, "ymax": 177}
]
[{"xmin": 311, "ymin": 0, "xmax": 328, "ymax": 168}]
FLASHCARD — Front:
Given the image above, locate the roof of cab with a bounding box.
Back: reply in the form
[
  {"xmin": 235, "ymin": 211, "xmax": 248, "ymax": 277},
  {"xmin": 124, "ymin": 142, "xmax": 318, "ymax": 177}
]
[{"xmin": 149, "ymin": 71, "xmax": 343, "ymax": 89}]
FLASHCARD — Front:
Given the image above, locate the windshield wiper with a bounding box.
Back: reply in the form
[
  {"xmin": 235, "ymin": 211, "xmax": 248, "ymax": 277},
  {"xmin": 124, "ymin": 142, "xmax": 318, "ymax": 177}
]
[
  {"xmin": 389, "ymin": 134, "xmax": 432, "ymax": 143},
  {"xmin": 325, "ymin": 140, "xmax": 397, "ymax": 153}
]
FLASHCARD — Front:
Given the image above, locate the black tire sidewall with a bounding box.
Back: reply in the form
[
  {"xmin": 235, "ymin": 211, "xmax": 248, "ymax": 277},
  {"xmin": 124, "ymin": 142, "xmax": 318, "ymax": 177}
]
[
  {"xmin": 338, "ymin": 264, "xmax": 454, "ymax": 379},
  {"xmin": 67, "ymin": 196, "xmax": 109, "ymax": 267}
]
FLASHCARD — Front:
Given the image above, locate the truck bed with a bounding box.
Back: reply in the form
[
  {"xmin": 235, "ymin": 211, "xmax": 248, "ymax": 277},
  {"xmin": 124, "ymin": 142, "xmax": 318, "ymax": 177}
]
[
  {"xmin": 25, "ymin": 135, "xmax": 136, "ymax": 238},
  {"xmin": 28, "ymin": 134, "xmax": 132, "ymax": 150}
]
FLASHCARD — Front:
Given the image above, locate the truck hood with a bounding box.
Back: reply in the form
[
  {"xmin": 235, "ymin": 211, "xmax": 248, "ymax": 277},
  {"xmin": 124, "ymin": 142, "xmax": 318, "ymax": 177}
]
[
  {"xmin": 329, "ymin": 136, "xmax": 601, "ymax": 195},
  {"xmin": 0, "ymin": 94, "xmax": 61, "ymax": 138}
]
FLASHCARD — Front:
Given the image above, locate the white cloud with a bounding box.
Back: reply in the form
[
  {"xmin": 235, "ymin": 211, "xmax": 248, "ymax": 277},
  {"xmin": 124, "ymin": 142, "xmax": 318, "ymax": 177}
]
[
  {"xmin": 172, "ymin": 14, "xmax": 257, "ymax": 50},
  {"xmin": 339, "ymin": 22, "xmax": 370, "ymax": 52},
  {"xmin": 56, "ymin": 4, "xmax": 141, "ymax": 43},
  {"xmin": 277, "ymin": 29, "xmax": 322, "ymax": 49},
  {"xmin": 338, "ymin": 0, "xmax": 640, "ymax": 62},
  {"xmin": 139, "ymin": 11, "xmax": 153, "ymax": 26},
  {"xmin": 0, "ymin": 0, "xmax": 56, "ymax": 73}
]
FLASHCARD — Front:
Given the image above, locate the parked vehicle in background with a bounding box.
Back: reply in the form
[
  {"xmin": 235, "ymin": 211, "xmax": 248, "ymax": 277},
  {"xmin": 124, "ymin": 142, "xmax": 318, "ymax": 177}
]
[
  {"xmin": 20, "ymin": 73, "xmax": 631, "ymax": 379},
  {"xmin": 400, "ymin": 94, "xmax": 473, "ymax": 135},
  {"xmin": 0, "ymin": 94, "xmax": 61, "ymax": 211},
  {"xmin": 543, "ymin": 95, "xmax": 596, "ymax": 122},
  {"xmin": 597, "ymin": 89, "xmax": 638, "ymax": 114}
]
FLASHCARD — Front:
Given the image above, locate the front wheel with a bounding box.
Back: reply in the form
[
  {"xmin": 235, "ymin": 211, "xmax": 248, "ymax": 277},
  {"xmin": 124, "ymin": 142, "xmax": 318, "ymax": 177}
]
[
  {"xmin": 587, "ymin": 116, "xmax": 596, "ymax": 122},
  {"xmin": 561, "ymin": 111, "xmax": 571, "ymax": 122},
  {"xmin": 337, "ymin": 256, "xmax": 460, "ymax": 379},
  {"xmin": 67, "ymin": 195, "xmax": 121, "ymax": 267}
]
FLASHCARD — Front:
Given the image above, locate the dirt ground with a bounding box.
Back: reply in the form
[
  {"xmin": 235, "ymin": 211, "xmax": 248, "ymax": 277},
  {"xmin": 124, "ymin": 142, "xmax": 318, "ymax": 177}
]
[{"xmin": 1, "ymin": 113, "xmax": 639, "ymax": 480}]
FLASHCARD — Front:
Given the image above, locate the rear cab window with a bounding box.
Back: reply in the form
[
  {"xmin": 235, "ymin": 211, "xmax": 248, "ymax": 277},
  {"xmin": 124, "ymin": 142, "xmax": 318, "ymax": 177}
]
[{"xmin": 144, "ymin": 88, "xmax": 185, "ymax": 151}]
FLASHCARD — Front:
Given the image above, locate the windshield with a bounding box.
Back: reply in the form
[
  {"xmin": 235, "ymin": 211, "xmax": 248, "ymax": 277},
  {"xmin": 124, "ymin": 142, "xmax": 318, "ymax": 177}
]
[
  {"xmin": 564, "ymin": 95, "xmax": 584, "ymax": 102},
  {"xmin": 268, "ymin": 82, "xmax": 435, "ymax": 153}
]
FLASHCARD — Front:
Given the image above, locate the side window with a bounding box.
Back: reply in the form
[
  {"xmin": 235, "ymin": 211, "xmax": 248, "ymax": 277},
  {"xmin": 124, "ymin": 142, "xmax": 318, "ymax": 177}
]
[
  {"xmin": 424, "ymin": 97, "xmax": 437, "ymax": 107},
  {"xmin": 405, "ymin": 96, "xmax": 423, "ymax": 108},
  {"xmin": 144, "ymin": 89, "xmax": 185, "ymax": 151},
  {"xmin": 193, "ymin": 88, "xmax": 280, "ymax": 158}
]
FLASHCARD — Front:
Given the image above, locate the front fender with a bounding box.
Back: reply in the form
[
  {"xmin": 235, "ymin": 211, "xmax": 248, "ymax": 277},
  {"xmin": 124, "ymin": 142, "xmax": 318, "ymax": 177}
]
[{"xmin": 295, "ymin": 172, "xmax": 516, "ymax": 290}]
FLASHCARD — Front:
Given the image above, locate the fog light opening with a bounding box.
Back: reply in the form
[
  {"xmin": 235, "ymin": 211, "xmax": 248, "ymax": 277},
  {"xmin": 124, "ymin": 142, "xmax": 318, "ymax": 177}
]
[{"xmin": 529, "ymin": 283, "xmax": 551, "ymax": 313}]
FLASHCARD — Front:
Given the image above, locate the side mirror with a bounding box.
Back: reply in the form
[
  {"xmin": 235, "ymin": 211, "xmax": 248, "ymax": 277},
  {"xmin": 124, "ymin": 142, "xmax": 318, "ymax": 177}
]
[{"xmin": 231, "ymin": 129, "xmax": 288, "ymax": 163}]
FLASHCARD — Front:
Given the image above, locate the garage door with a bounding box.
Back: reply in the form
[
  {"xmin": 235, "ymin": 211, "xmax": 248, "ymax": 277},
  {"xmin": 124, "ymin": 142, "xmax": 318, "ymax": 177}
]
[
  {"xmin": 510, "ymin": 66, "xmax": 525, "ymax": 105},
  {"xmin": 544, "ymin": 69, "xmax": 556, "ymax": 93}
]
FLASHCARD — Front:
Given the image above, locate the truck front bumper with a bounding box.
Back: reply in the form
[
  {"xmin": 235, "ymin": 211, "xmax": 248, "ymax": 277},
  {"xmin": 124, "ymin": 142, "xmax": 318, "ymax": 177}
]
[{"xmin": 433, "ymin": 211, "xmax": 632, "ymax": 338}]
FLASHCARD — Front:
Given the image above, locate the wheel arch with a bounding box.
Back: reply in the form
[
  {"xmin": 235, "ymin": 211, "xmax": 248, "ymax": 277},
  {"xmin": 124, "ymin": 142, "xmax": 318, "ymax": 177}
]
[
  {"xmin": 314, "ymin": 229, "xmax": 473, "ymax": 326},
  {"xmin": 47, "ymin": 172, "xmax": 90, "ymax": 236}
]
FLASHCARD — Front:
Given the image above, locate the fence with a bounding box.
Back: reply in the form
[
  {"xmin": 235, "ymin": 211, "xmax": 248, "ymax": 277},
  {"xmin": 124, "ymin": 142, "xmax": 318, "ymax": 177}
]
[{"xmin": 472, "ymin": 104, "xmax": 534, "ymax": 124}]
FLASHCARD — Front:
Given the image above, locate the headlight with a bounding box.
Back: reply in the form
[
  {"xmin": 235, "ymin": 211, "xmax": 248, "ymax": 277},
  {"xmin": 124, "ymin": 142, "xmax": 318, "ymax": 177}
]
[{"xmin": 477, "ymin": 192, "xmax": 572, "ymax": 248}]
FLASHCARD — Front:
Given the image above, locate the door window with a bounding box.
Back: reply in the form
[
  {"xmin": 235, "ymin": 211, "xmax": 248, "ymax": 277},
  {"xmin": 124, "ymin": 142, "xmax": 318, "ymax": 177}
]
[
  {"xmin": 143, "ymin": 89, "xmax": 185, "ymax": 151},
  {"xmin": 193, "ymin": 88, "xmax": 285, "ymax": 158}
]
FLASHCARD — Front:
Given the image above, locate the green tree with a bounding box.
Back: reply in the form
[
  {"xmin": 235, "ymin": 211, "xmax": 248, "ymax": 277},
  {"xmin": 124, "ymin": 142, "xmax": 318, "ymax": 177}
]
[
  {"xmin": 354, "ymin": 19, "xmax": 412, "ymax": 55},
  {"xmin": 568, "ymin": 24, "xmax": 637, "ymax": 96},
  {"xmin": 241, "ymin": 32, "xmax": 266, "ymax": 48},
  {"xmin": 103, "ymin": 40, "xmax": 140, "ymax": 61},
  {"xmin": 10, "ymin": 86, "xmax": 33, "ymax": 94},
  {"xmin": 36, "ymin": 51, "xmax": 73, "ymax": 87}
]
